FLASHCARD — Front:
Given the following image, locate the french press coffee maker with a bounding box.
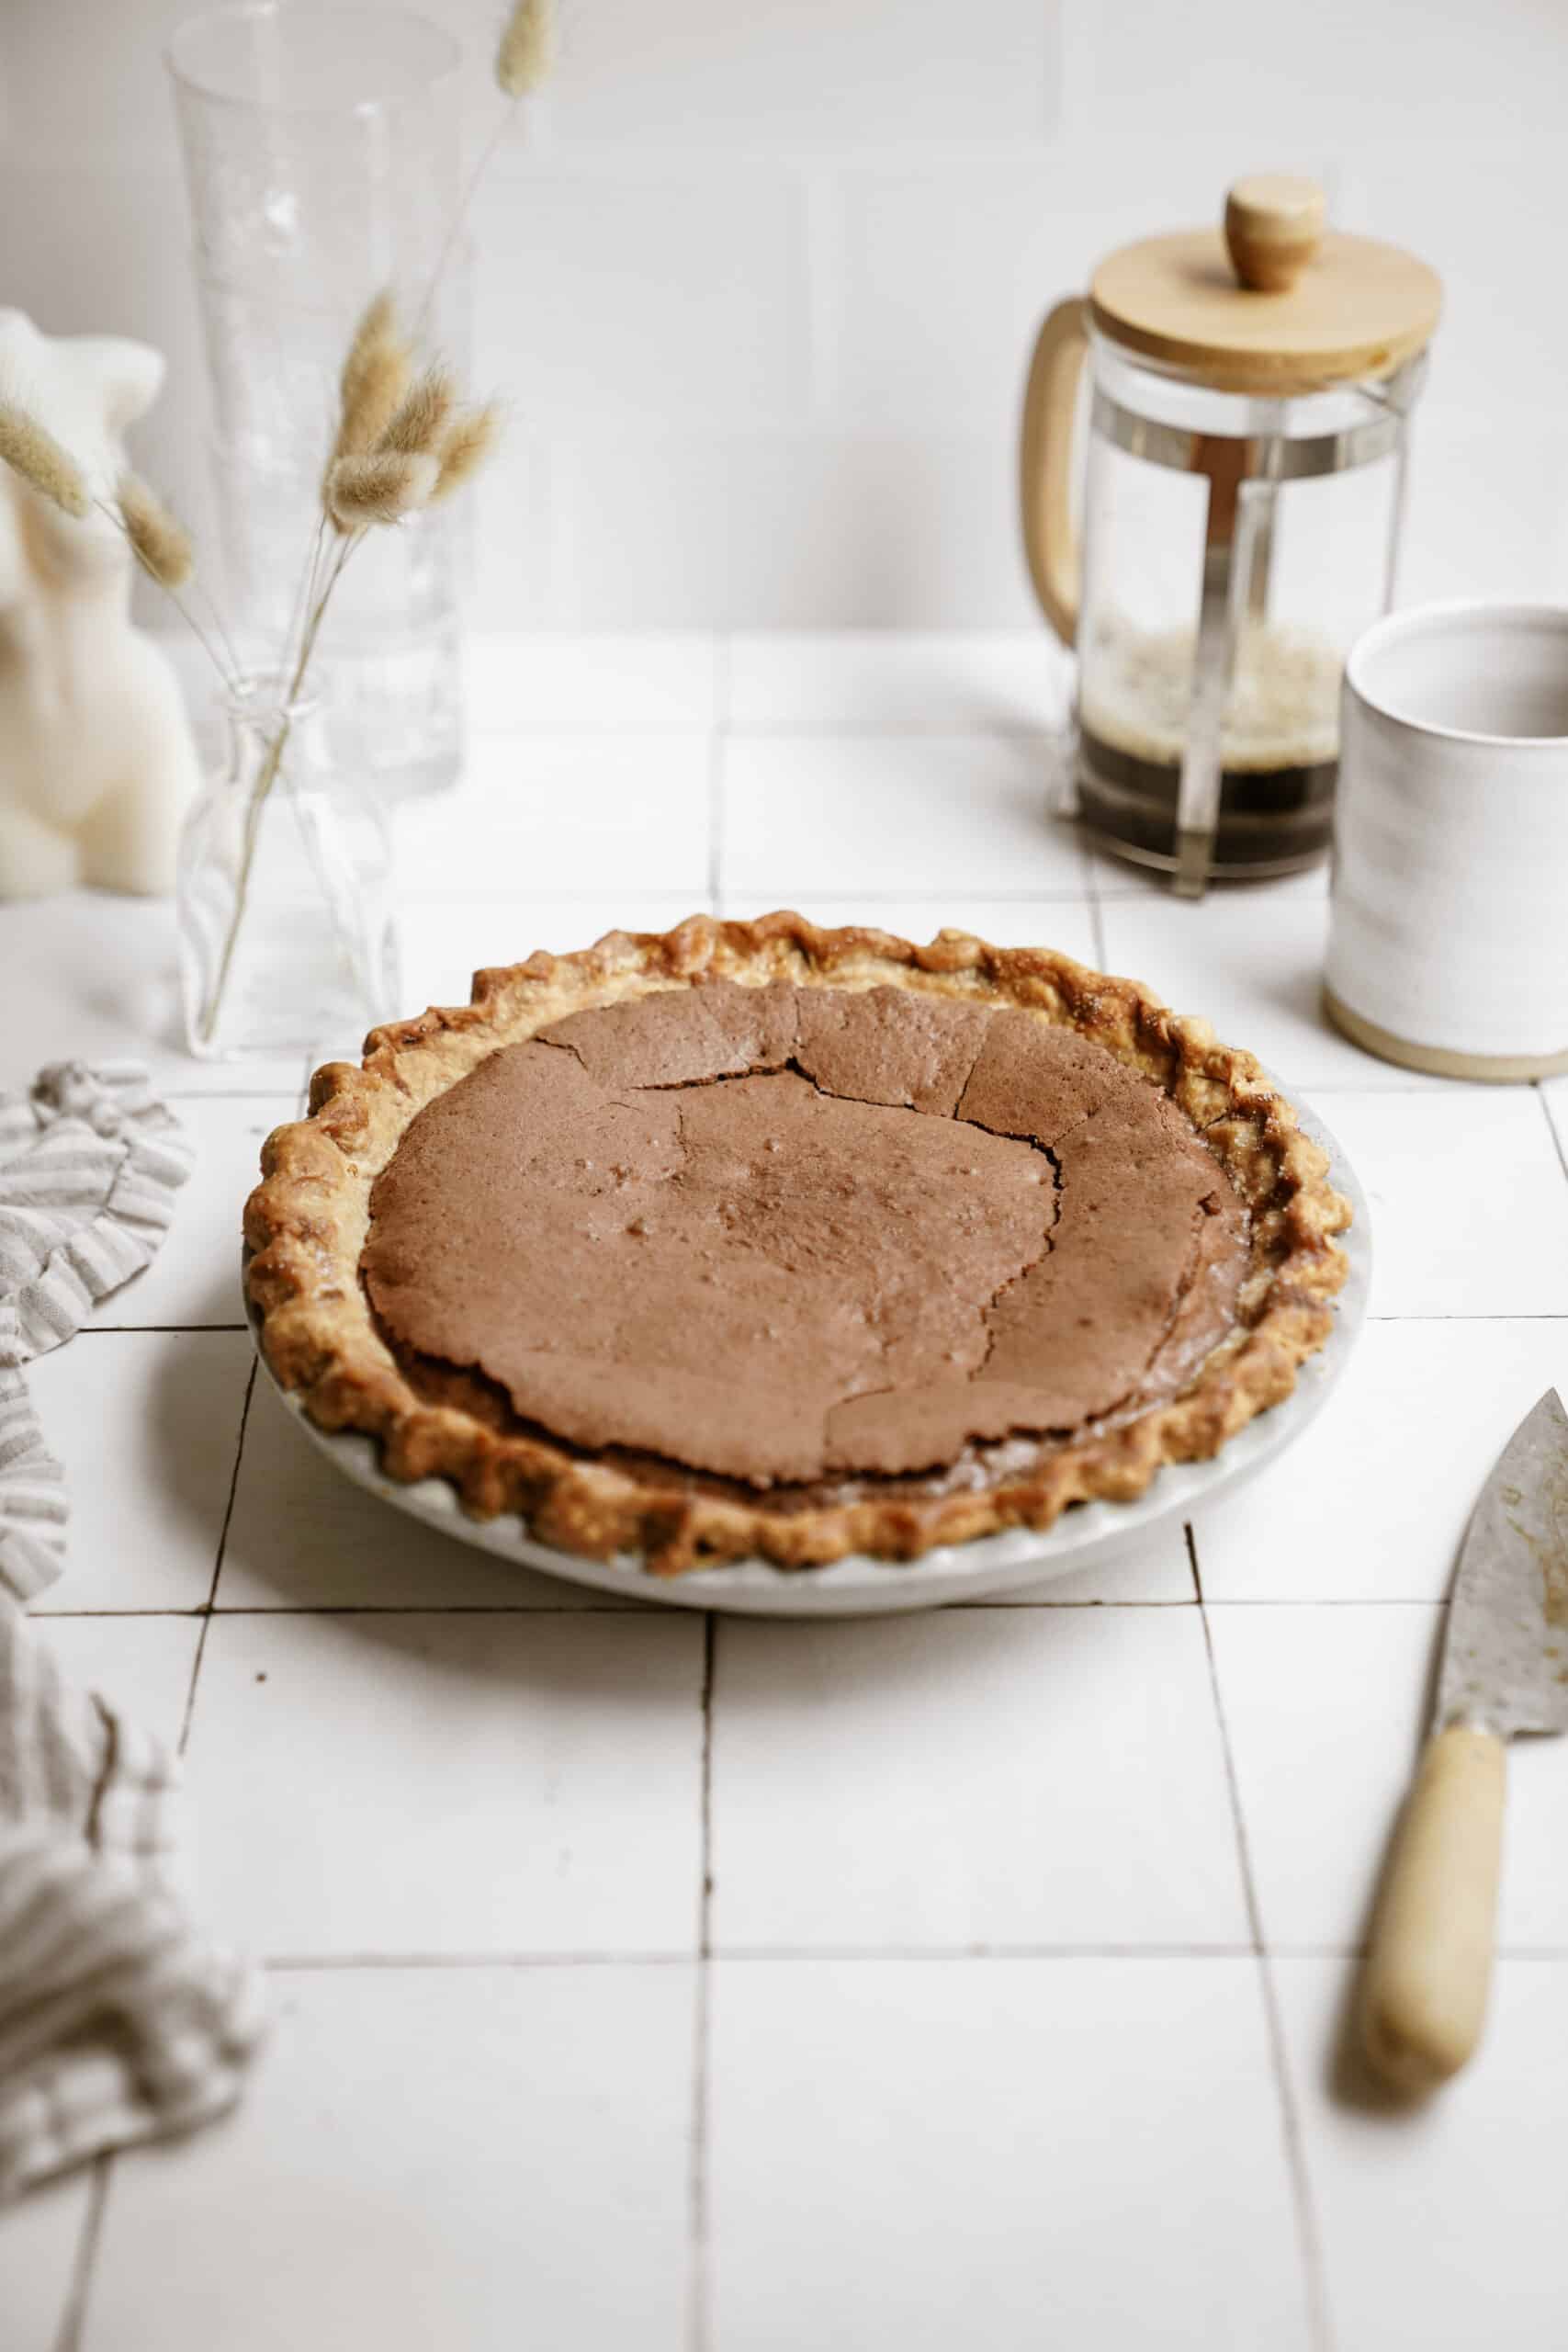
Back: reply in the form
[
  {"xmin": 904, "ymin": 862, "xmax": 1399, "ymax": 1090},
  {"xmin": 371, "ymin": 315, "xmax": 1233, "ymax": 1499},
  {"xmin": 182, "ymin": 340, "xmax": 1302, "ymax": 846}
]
[{"xmin": 1021, "ymin": 175, "xmax": 1442, "ymax": 896}]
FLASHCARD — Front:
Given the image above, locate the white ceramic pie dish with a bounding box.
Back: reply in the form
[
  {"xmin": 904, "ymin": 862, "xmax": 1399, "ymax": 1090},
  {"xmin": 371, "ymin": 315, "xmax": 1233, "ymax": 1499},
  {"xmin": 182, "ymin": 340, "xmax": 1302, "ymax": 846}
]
[{"xmin": 251, "ymin": 1095, "xmax": 1369, "ymax": 1617}]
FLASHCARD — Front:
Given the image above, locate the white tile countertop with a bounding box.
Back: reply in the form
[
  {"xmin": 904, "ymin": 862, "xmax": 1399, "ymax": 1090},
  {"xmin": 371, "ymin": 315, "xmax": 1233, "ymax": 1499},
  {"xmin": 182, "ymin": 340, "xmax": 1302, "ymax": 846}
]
[{"xmin": 4, "ymin": 632, "xmax": 1568, "ymax": 2352}]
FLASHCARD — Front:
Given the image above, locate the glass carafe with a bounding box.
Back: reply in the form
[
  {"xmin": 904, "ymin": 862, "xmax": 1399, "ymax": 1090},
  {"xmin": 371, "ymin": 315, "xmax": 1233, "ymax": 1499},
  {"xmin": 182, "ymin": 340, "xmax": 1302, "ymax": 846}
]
[
  {"xmin": 167, "ymin": 6, "xmax": 468, "ymax": 803},
  {"xmin": 178, "ymin": 677, "xmax": 400, "ymax": 1062},
  {"xmin": 1021, "ymin": 176, "xmax": 1440, "ymax": 896}
]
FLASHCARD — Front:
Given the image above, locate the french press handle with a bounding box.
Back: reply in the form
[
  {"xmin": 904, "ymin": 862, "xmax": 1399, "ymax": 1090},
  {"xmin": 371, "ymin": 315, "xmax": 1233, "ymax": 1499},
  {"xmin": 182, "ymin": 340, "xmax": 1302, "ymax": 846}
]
[{"xmin": 1019, "ymin": 297, "xmax": 1089, "ymax": 649}]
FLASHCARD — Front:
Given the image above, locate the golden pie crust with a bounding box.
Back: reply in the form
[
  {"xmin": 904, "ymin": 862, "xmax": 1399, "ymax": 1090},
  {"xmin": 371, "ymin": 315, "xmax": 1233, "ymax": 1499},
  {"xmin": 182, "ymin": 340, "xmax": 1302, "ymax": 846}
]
[{"xmin": 243, "ymin": 912, "xmax": 1350, "ymax": 1575}]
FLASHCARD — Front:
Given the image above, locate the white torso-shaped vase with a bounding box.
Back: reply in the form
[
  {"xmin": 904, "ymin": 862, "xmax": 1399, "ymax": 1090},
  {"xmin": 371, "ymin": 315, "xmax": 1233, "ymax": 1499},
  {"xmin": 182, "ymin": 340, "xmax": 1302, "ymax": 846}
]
[{"xmin": 0, "ymin": 311, "xmax": 200, "ymax": 898}]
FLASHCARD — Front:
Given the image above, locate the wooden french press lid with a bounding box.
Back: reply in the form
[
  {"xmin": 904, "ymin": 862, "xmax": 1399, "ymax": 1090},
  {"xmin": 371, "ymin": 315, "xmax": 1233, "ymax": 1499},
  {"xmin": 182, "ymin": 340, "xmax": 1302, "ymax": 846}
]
[{"xmin": 1089, "ymin": 175, "xmax": 1442, "ymax": 393}]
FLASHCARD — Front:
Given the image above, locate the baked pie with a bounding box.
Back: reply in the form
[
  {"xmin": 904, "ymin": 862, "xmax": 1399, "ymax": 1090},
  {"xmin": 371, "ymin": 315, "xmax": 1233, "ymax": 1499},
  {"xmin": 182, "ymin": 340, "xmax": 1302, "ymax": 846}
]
[{"xmin": 244, "ymin": 912, "xmax": 1349, "ymax": 1574}]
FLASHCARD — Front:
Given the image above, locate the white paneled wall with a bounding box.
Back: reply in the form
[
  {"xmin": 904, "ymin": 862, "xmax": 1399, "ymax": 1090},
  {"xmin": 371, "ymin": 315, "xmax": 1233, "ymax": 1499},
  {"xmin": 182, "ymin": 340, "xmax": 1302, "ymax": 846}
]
[{"xmin": 2, "ymin": 0, "xmax": 1566, "ymax": 626}]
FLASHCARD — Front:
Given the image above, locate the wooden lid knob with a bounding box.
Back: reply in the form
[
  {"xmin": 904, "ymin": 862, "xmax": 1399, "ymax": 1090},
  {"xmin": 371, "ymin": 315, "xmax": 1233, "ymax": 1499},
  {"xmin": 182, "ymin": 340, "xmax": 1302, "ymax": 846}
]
[{"xmin": 1224, "ymin": 175, "xmax": 1327, "ymax": 292}]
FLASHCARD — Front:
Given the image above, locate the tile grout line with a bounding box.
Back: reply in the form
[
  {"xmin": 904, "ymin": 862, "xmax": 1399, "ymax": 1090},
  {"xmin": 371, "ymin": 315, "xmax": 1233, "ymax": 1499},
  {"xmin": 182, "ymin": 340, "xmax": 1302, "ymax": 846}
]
[
  {"xmin": 24, "ymin": 1596, "xmax": 1210, "ymax": 1622},
  {"xmin": 1181, "ymin": 1515, "xmax": 1201, "ymax": 1603},
  {"xmin": 1189, "ymin": 1525, "xmax": 1336, "ymax": 2352},
  {"xmin": 659, "ymin": 888, "xmax": 1105, "ymax": 910},
  {"xmin": 177, "ymin": 1359, "xmax": 256, "ymax": 1756},
  {"xmin": 1364, "ymin": 1311, "xmax": 1568, "ymax": 1322},
  {"xmin": 396, "ymin": 889, "xmax": 1074, "ymax": 909},
  {"xmin": 51, "ymin": 2153, "xmax": 112, "ymax": 2352},
  {"xmin": 1080, "ymin": 822, "xmax": 1109, "ymax": 971},
  {"xmin": 686, "ymin": 1612, "xmax": 718, "ymax": 2352},
  {"xmin": 215, "ymin": 1935, "xmax": 1568, "ymax": 1978},
  {"xmin": 25, "ymin": 1595, "xmax": 1456, "ymax": 1621},
  {"xmin": 261, "ymin": 1939, "xmax": 1269, "ymax": 1971},
  {"xmin": 706, "ymin": 634, "xmax": 730, "ymax": 911},
  {"xmin": 1537, "ymin": 1080, "xmax": 1568, "ymax": 1187},
  {"xmin": 80, "ymin": 1324, "xmax": 247, "ymax": 1336},
  {"xmin": 265, "ymin": 1949, "xmax": 697, "ymax": 1973},
  {"xmin": 699, "ymin": 721, "xmax": 1063, "ymax": 741}
]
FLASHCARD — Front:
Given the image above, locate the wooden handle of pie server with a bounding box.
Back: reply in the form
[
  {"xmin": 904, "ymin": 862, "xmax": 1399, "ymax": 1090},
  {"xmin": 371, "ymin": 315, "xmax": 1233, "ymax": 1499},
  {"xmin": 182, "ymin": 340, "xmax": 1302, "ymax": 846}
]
[{"xmin": 1359, "ymin": 1724, "xmax": 1506, "ymax": 2094}]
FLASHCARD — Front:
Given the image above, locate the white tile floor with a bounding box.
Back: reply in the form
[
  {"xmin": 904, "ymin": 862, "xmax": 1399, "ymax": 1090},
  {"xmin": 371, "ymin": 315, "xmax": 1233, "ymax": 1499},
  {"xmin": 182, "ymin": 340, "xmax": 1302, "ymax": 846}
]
[
  {"xmin": 82, "ymin": 1964, "xmax": 697, "ymax": 2352},
  {"xmin": 4, "ymin": 632, "xmax": 1567, "ymax": 2352},
  {"xmin": 191, "ymin": 1612, "xmax": 705, "ymax": 1961},
  {"xmin": 28, "ymin": 1330, "xmax": 254, "ymax": 1612},
  {"xmin": 719, "ymin": 732, "xmax": 1089, "ymax": 899},
  {"xmin": 707, "ymin": 1957, "xmax": 1313, "ymax": 2352},
  {"xmin": 707, "ymin": 1611, "xmax": 1248, "ymax": 1952}
]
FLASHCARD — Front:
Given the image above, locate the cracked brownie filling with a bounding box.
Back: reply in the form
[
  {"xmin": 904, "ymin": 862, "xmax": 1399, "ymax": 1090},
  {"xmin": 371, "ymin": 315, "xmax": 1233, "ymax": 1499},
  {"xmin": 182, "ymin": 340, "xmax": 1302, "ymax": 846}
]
[{"xmin": 358, "ymin": 978, "xmax": 1252, "ymax": 1507}]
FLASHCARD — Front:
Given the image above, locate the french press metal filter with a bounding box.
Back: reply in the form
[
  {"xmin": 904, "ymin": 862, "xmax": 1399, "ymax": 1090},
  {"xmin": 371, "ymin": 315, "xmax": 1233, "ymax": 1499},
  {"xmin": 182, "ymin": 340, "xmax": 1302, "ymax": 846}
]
[{"xmin": 1020, "ymin": 175, "xmax": 1442, "ymax": 896}]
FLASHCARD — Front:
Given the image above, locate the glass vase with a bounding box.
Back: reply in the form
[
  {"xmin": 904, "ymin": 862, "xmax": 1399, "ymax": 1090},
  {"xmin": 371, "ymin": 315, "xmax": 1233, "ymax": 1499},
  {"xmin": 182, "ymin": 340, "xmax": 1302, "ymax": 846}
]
[
  {"xmin": 178, "ymin": 677, "xmax": 400, "ymax": 1062},
  {"xmin": 167, "ymin": 4, "xmax": 469, "ymax": 801}
]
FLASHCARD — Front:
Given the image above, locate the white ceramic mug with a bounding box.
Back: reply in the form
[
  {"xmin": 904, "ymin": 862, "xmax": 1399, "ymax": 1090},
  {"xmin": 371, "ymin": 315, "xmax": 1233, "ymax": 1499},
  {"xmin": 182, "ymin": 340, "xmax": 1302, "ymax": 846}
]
[{"xmin": 1325, "ymin": 602, "xmax": 1568, "ymax": 1080}]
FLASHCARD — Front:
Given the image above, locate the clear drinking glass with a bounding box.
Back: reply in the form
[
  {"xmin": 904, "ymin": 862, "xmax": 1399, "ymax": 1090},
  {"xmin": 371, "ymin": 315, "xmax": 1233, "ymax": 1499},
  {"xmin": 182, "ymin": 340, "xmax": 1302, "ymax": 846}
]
[
  {"xmin": 178, "ymin": 675, "xmax": 400, "ymax": 1060},
  {"xmin": 167, "ymin": 4, "xmax": 469, "ymax": 800}
]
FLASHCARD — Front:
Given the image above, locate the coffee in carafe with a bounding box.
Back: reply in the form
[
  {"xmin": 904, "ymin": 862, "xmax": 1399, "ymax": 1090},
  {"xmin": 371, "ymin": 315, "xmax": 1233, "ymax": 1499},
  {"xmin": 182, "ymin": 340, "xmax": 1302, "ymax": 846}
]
[{"xmin": 1077, "ymin": 613, "xmax": 1342, "ymax": 874}]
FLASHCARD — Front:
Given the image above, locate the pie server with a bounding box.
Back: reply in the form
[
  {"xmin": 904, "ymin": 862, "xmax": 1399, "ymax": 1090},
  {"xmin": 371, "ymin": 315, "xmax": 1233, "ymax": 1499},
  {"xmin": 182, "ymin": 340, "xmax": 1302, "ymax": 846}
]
[{"xmin": 1360, "ymin": 1386, "xmax": 1568, "ymax": 2093}]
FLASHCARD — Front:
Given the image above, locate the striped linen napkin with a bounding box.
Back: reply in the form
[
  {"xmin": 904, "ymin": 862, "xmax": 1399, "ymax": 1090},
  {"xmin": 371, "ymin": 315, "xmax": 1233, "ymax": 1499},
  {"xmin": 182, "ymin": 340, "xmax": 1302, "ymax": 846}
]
[{"xmin": 0, "ymin": 1060, "xmax": 264, "ymax": 2204}]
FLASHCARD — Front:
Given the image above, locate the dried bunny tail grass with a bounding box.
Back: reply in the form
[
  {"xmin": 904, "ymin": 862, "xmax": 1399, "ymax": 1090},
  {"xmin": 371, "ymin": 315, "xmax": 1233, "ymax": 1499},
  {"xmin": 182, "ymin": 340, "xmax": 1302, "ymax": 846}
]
[
  {"xmin": 431, "ymin": 401, "xmax": 502, "ymax": 502},
  {"xmin": 496, "ymin": 0, "xmax": 556, "ymax": 96},
  {"xmin": 378, "ymin": 365, "xmax": 457, "ymax": 460},
  {"xmin": 336, "ymin": 335, "xmax": 410, "ymax": 460},
  {"xmin": 333, "ymin": 289, "xmax": 412, "ymax": 461},
  {"xmin": 349, "ymin": 287, "xmax": 398, "ymax": 356},
  {"xmin": 116, "ymin": 470, "xmax": 193, "ymax": 587},
  {"xmin": 0, "ymin": 401, "xmax": 89, "ymax": 517},
  {"xmin": 326, "ymin": 448, "xmax": 438, "ymax": 529}
]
